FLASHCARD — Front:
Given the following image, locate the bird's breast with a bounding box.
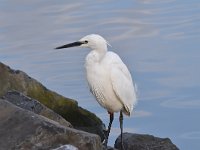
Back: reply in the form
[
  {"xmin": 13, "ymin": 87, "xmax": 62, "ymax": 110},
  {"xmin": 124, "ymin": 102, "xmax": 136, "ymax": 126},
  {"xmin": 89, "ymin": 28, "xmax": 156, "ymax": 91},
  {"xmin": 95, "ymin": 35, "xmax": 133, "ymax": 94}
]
[{"xmin": 85, "ymin": 60, "xmax": 123, "ymax": 113}]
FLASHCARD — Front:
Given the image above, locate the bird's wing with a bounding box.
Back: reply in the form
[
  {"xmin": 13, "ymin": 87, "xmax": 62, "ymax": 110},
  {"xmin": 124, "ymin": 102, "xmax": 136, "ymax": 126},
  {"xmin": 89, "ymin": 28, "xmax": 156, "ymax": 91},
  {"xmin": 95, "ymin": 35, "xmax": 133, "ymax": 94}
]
[{"xmin": 109, "ymin": 53, "xmax": 137, "ymax": 115}]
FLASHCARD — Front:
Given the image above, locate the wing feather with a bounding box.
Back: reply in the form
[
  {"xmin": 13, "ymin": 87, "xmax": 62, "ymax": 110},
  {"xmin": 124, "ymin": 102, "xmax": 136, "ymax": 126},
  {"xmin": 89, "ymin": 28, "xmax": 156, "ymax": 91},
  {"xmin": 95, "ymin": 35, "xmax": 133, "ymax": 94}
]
[{"xmin": 109, "ymin": 53, "xmax": 137, "ymax": 115}]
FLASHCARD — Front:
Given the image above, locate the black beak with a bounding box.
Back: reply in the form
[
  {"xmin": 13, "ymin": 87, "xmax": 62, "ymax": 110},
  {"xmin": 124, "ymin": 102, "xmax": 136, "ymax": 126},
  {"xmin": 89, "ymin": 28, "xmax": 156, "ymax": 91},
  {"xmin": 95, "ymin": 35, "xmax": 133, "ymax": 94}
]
[{"xmin": 55, "ymin": 41, "xmax": 83, "ymax": 49}]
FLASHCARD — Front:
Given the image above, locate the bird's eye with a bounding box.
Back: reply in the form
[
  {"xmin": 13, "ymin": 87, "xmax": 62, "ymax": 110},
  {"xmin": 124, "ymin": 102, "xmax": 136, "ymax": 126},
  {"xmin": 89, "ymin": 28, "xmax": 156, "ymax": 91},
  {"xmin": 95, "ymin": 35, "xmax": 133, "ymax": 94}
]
[{"xmin": 84, "ymin": 40, "xmax": 88, "ymax": 44}]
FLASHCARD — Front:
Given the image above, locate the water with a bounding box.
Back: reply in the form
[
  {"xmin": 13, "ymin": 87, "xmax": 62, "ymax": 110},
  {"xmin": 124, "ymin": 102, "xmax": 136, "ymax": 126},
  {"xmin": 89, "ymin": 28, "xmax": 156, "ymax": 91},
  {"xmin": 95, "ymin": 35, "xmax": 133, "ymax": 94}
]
[{"xmin": 0, "ymin": 0, "xmax": 200, "ymax": 149}]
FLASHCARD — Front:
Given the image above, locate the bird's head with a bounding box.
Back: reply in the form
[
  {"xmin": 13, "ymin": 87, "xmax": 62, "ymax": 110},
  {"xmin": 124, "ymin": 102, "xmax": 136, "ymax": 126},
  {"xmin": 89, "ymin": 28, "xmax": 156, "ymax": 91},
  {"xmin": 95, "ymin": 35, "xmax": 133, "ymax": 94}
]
[{"xmin": 55, "ymin": 34, "xmax": 110, "ymax": 51}]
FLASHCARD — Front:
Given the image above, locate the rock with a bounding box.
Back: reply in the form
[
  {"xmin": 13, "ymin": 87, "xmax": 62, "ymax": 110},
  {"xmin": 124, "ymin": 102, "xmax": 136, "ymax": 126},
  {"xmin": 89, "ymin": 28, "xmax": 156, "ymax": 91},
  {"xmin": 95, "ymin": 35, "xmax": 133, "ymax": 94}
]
[
  {"xmin": 52, "ymin": 144, "xmax": 78, "ymax": 150},
  {"xmin": 0, "ymin": 99, "xmax": 103, "ymax": 150},
  {"xmin": 101, "ymin": 145, "xmax": 118, "ymax": 150},
  {"xmin": 114, "ymin": 133, "xmax": 179, "ymax": 150},
  {"xmin": 2, "ymin": 90, "xmax": 72, "ymax": 127},
  {"xmin": 0, "ymin": 62, "xmax": 104, "ymax": 140},
  {"xmin": 106, "ymin": 146, "xmax": 118, "ymax": 150},
  {"xmin": 0, "ymin": 62, "xmax": 180, "ymax": 150}
]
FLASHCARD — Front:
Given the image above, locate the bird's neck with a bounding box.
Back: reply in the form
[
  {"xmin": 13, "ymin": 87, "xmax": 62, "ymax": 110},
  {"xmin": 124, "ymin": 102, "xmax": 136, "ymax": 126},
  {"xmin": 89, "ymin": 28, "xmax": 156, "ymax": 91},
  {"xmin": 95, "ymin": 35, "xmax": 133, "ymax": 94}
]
[
  {"xmin": 86, "ymin": 48, "xmax": 107, "ymax": 65},
  {"xmin": 93, "ymin": 47, "xmax": 107, "ymax": 61}
]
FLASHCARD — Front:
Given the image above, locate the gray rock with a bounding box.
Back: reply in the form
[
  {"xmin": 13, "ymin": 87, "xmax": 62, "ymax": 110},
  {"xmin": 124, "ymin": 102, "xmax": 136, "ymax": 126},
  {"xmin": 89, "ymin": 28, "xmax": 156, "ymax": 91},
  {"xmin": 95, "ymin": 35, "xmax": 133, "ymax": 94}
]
[
  {"xmin": 53, "ymin": 145, "xmax": 78, "ymax": 150},
  {"xmin": 114, "ymin": 133, "xmax": 179, "ymax": 150},
  {"xmin": 0, "ymin": 62, "xmax": 105, "ymax": 140},
  {"xmin": 106, "ymin": 146, "xmax": 118, "ymax": 150},
  {"xmin": 0, "ymin": 99, "xmax": 103, "ymax": 150},
  {"xmin": 2, "ymin": 90, "xmax": 72, "ymax": 128}
]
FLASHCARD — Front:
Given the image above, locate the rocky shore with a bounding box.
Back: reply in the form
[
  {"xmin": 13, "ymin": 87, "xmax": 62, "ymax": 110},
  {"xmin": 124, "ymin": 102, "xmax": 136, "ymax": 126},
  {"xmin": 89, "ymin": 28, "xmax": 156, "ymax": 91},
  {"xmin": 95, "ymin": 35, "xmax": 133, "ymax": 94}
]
[{"xmin": 0, "ymin": 62, "xmax": 179, "ymax": 150}]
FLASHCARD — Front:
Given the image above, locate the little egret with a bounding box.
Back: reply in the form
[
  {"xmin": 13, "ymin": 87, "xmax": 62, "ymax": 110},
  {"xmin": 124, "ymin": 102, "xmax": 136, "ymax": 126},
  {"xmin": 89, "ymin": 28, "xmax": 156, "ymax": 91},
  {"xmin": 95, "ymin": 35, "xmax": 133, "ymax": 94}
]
[{"xmin": 55, "ymin": 34, "xmax": 137, "ymax": 149}]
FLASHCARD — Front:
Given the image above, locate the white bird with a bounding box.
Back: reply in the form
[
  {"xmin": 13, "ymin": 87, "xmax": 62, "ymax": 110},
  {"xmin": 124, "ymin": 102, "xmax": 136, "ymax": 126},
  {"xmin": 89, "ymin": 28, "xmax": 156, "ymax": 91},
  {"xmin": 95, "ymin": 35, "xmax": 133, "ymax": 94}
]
[{"xmin": 55, "ymin": 34, "xmax": 137, "ymax": 149}]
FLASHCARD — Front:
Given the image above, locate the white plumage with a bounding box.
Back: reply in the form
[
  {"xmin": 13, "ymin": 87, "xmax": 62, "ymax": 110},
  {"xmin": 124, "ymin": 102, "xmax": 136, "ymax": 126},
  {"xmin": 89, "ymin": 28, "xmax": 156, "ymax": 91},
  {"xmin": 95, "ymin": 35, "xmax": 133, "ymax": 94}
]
[
  {"xmin": 82, "ymin": 34, "xmax": 137, "ymax": 116},
  {"xmin": 55, "ymin": 34, "xmax": 137, "ymax": 149}
]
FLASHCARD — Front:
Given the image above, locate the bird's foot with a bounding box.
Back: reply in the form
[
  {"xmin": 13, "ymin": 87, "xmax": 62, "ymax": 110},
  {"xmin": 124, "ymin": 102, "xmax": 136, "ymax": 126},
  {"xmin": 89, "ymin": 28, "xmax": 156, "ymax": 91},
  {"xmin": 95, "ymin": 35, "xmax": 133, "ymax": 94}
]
[
  {"xmin": 121, "ymin": 142, "xmax": 125, "ymax": 150},
  {"xmin": 103, "ymin": 129, "xmax": 108, "ymax": 137},
  {"xmin": 120, "ymin": 134, "xmax": 125, "ymax": 150},
  {"xmin": 102, "ymin": 129, "xmax": 108, "ymax": 147},
  {"xmin": 102, "ymin": 139, "xmax": 107, "ymax": 146}
]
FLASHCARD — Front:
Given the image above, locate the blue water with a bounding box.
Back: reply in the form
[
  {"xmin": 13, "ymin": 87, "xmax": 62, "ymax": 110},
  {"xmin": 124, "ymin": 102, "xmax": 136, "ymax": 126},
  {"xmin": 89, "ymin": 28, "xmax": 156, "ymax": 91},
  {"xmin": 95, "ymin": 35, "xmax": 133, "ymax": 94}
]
[{"xmin": 0, "ymin": 0, "xmax": 200, "ymax": 149}]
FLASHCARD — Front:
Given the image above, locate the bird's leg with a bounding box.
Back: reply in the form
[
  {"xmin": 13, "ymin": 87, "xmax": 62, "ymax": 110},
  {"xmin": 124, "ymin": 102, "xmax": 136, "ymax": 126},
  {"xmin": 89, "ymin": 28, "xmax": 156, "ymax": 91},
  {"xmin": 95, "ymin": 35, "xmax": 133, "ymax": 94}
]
[
  {"xmin": 119, "ymin": 111, "xmax": 125, "ymax": 150},
  {"xmin": 103, "ymin": 112, "xmax": 114, "ymax": 147},
  {"xmin": 107, "ymin": 112, "xmax": 114, "ymax": 140}
]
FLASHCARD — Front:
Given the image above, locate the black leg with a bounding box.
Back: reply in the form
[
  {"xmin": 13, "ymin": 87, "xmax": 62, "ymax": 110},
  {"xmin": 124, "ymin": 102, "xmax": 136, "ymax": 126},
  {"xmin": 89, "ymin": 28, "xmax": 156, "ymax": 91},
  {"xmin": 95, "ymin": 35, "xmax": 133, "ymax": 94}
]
[
  {"xmin": 119, "ymin": 111, "xmax": 125, "ymax": 150},
  {"xmin": 104, "ymin": 112, "xmax": 114, "ymax": 147}
]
